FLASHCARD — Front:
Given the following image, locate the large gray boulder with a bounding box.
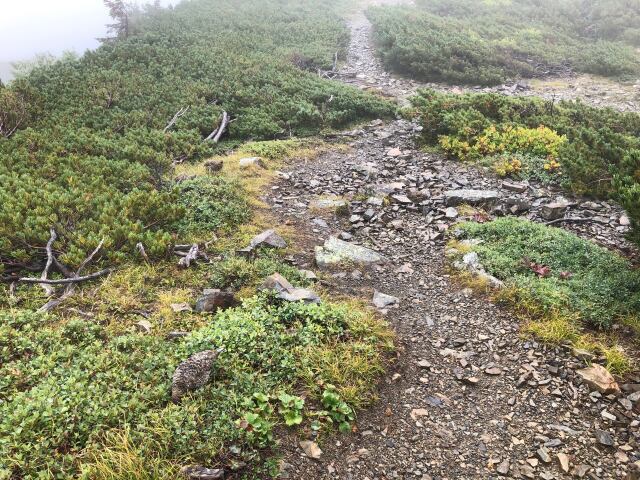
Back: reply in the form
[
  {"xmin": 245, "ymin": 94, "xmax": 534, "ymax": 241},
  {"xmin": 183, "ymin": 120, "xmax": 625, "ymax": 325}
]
[
  {"xmin": 315, "ymin": 237, "xmax": 385, "ymax": 268},
  {"xmin": 445, "ymin": 189, "xmax": 500, "ymax": 207}
]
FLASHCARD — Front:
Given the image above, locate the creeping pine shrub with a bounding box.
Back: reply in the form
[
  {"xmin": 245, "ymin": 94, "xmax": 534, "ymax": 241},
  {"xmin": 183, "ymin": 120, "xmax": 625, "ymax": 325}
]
[
  {"xmin": 174, "ymin": 176, "xmax": 250, "ymax": 235},
  {"xmin": 366, "ymin": 0, "xmax": 640, "ymax": 86},
  {"xmin": 457, "ymin": 218, "xmax": 640, "ymax": 330},
  {"xmin": 411, "ymin": 90, "xmax": 640, "ymax": 243},
  {"xmin": 0, "ymin": 293, "xmax": 392, "ymax": 479},
  {"xmin": 0, "ymin": 0, "xmax": 395, "ymax": 269}
]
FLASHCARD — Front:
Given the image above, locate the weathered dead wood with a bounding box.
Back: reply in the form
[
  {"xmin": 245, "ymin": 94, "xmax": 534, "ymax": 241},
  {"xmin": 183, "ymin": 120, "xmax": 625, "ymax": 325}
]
[
  {"xmin": 178, "ymin": 244, "xmax": 199, "ymax": 268},
  {"xmin": 39, "ymin": 228, "xmax": 57, "ymax": 296},
  {"xmin": 136, "ymin": 242, "xmax": 150, "ymax": 262},
  {"xmin": 163, "ymin": 106, "xmax": 189, "ymax": 133},
  {"xmin": 204, "ymin": 111, "xmax": 229, "ymax": 143},
  {"xmin": 544, "ymin": 217, "xmax": 592, "ymax": 226},
  {"xmin": 19, "ymin": 269, "xmax": 112, "ymax": 285}
]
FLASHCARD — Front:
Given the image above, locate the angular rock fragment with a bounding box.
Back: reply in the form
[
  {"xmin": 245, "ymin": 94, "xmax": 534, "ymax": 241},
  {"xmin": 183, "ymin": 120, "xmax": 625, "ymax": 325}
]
[
  {"xmin": 372, "ymin": 290, "xmax": 399, "ymax": 309},
  {"xmin": 501, "ymin": 180, "xmax": 529, "ymax": 193},
  {"xmin": 444, "ymin": 189, "xmax": 499, "ymax": 207},
  {"xmin": 195, "ymin": 289, "xmax": 238, "ymax": 313},
  {"xmin": 262, "ymin": 273, "xmax": 320, "ymax": 304},
  {"xmin": 540, "ymin": 200, "xmax": 570, "ymax": 220},
  {"xmin": 238, "ymin": 157, "xmax": 266, "ymax": 169},
  {"xmin": 300, "ymin": 440, "xmax": 322, "ymax": 459},
  {"xmin": 238, "ymin": 229, "xmax": 287, "ymax": 256},
  {"xmin": 181, "ymin": 466, "xmax": 224, "ymax": 480},
  {"xmin": 315, "ymin": 237, "xmax": 385, "ymax": 268},
  {"xmin": 576, "ymin": 364, "xmax": 620, "ymax": 394}
]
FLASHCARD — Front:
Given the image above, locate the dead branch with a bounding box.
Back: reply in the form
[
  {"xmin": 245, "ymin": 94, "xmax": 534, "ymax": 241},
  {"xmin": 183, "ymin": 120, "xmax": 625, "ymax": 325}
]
[
  {"xmin": 178, "ymin": 244, "xmax": 199, "ymax": 269},
  {"xmin": 53, "ymin": 257, "xmax": 74, "ymax": 278},
  {"xmin": 332, "ymin": 51, "xmax": 338, "ymax": 72},
  {"xmin": 39, "ymin": 228, "xmax": 57, "ymax": 296},
  {"xmin": 75, "ymin": 238, "xmax": 106, "ymax": 278},
  {"xmin": 204, "ymin": 111, "xmax": 229, "ymax": 143},
  {"xmin": 18, "ymin": 269, "xmax": 112, "ymax": 285},
  {"xmin": 136, "ymin": 242, "xmax": 150, "ymax": 262},
  {"xmin": 544, "ymin": 217, "xmax": 592, "ymax": 226},
  {"xmin": 163, "ymin": 106, "xmax": 189, "ymax": 133}
]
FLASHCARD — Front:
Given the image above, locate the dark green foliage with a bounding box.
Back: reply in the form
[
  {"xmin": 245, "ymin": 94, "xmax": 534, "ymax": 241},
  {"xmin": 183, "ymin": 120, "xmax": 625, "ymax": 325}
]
[
  {"xmin": 174, "ymin": 177, "xmax": 250, "ymax": 235},
  {"xmin": 0, "ymin": 293, "xmax": 391, "ymax": 479},
  {"xmin": 1, "ymin": 0, "xmax": 394, "ymax": 271},
  {"xmin": 458, "ymin": 218, "xmax": 640, "ymax": 329},
  {"xmin": 411, "ymin": 90, "xmax": 640, "ymax": 240},
  {"xmin": 367, "ymin": 0, "xmax": 640, "ymax": 86}
]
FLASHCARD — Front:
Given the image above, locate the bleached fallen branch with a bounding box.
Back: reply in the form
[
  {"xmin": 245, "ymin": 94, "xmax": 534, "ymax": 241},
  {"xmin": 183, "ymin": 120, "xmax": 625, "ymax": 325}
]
[
  {"xmin": 178, "ymin": 244, "xmax": 199, "ymax": 269},
  {"xmin": 544, "ymin": 217, "xmax": 592, "ymax": 227},
  {"xmin": 163, "ymin": 106, "xmax": 189, "ymax": 133},
  {"xmin": 136, "ymin": 242, "xmax": 150, "ymax": 262},
  {"xmin": 39, "ymin": 228, "xmax": 57, "ymax": 296},
  {"xmin": 204, "ymin": 111, "xmax": 229, "ymax": 143},
  {"xmin": 19, "ymin": 269, "xmax": 112, "ymax": 285}
]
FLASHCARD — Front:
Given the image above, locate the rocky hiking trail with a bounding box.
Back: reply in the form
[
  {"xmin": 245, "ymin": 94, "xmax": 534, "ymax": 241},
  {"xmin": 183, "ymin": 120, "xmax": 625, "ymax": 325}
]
[{"xmin": 270, "ymin": 3, "xmax": 640, "ymax": 480}]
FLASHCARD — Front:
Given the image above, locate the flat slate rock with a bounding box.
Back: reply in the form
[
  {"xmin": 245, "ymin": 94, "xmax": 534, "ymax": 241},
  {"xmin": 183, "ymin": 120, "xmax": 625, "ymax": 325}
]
[
  {"xmin": 444, "ymin": 189, "xmax": 500, "ymax": 207},
  {"xmin": 315, "ymin": 237, "xmax": 385, "ymax": 268}
]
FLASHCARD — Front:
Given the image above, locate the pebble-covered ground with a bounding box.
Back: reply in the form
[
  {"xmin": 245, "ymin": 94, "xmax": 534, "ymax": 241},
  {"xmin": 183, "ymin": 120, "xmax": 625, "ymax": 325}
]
[{"xmin": 277, "ymin": 2, "xmax": 640, "ymax": 478}]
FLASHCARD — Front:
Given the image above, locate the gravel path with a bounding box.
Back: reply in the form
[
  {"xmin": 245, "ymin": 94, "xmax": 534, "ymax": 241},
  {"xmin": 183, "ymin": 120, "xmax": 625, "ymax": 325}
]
[{"xmin": 277, "ymin": 5, "xmax": 639, "ymax": 479}]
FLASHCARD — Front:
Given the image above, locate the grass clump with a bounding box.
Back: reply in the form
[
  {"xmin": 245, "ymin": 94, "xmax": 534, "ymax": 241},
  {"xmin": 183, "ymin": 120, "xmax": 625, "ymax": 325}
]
[
  {"xmin": 367, "ymin": 0, "xmax": 640, "ymax": 86},
  {"xmin": 0, "ymin": 293, "xmax": 393, "ymax": 479},
  {"xmin": 452, "ymin": 217, "xmax": 639, "ymax": 371}
]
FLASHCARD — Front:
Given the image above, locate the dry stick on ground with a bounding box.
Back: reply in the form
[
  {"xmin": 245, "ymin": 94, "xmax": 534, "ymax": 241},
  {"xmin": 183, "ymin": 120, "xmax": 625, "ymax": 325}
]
[
  {"xmin": 204, "ymin": 111, "xmax": 229, "ymax": 143},
  {"xmin": 37, "ymin": 238, "xmax": 108, "ymax": 313},
  {"xmin": 545, "ymin": 217, "xmax": 592, "ymax": 227},
  {"xmin": 39, "ymin": 228, "xmax": 58, "ymax": 297},
  {"xmin": 163, "ymin": 106, "xmax": 190, "ymax": 133},
  {"xmin": 178, "ymin": 244, "xmax": 199, "ymax": 269},
  {"xmin": 136, "ymin": 242, "xmax": 150, "ymax": 263},
  {"xmin": 20, "ymin": 269, "xmax": 112, "ymax": 285}
]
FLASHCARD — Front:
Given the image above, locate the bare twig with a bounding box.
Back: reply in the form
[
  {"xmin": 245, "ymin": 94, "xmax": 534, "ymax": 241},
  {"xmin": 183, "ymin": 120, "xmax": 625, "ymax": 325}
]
[
  {"xmin": 53, "ymin": 257, "xmax": 74, "ymax": 278},
  {"xmin": 163, "ymin": 106, "xmax": 189, "ymax": 133},
  {"xmin": 204, "ymin": 111, "xmax": 229, "ymax": 143},
  {"xmin": 178, "ymin": 244, "xmax": 199, "ymax": 269},
  {"xmin": 544, "ymin": 217, "xmax": 592, "ymax": 226},
  {"xmin": 136, "ymin": 242, "xmax": 150, "ymax": 263},
  {"xmin": 75, "ymin": 238, "xmax": 106, "ymax": 278},
  {"xmin": 39, "ymin": 228, "xmax": 57, "ymax": 296},
  {"xmin": 18, "ymin": 269, "xmax": 112, "ymax": 285}
]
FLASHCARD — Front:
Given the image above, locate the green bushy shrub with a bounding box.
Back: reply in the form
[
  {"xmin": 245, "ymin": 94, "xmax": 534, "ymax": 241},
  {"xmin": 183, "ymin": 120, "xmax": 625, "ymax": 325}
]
[
  {"xmin": 0, "ymin": 293, "xmax": 392, "ymax": 479},
  {"xmin": 0, "ymin": 0, "xmax": 395, "ymax": 272},
  {"xmin": 457, "ymin": 218, "xmax": 640, "ymax": 330},
  {"xmin": 367, "ymin": 0, "xmax": 640, "ymax": 86},
  {"xmin": 411, "ymin": 90, "xmax": 640, "ymax": 241}
]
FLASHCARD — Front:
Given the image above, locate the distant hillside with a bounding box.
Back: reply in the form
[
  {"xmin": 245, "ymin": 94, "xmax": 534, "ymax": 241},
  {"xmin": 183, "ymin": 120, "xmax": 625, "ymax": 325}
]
[{"xmin": 0, "ymin": 61, "xmax": 13, "ymax": 83}]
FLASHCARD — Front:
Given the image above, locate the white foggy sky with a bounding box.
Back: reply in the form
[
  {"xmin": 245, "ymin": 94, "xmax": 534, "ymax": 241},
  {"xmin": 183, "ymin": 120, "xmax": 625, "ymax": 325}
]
[{"xmin": 0, "ymin": 0, "xmax": 175, "ymax": 62}]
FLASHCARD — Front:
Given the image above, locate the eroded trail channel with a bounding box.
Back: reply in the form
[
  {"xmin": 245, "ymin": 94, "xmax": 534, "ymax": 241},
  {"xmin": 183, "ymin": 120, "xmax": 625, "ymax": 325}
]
[{"xmin": 275, "ymin": 6, "xmax": 638, "ymax": 480}]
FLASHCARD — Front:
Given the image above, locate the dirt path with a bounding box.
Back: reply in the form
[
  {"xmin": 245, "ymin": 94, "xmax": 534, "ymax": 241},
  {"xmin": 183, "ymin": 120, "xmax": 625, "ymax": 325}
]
[{"xmin": 276, "ymin": 6, "xmax": 639, "ymax": 479}]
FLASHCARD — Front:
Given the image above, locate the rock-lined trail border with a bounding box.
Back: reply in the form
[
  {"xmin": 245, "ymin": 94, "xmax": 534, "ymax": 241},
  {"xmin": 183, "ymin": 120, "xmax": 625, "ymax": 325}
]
[{"xmin": 276, "ymin": 3, "xmax": 639, "ymax": 478}]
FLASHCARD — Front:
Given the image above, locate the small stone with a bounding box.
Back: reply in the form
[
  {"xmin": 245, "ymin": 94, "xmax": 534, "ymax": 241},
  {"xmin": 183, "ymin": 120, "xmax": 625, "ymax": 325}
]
[
  {"xmin": 619, "ymin": 215, "xmax": 630, "ymax": 226},
  {"xmin": 171, "ymin": 302, "xmax": 192, "ymax": 313},
  {"xmin": 387, "ymin": 147, "xmax": 402, "ymax": 157},
  {"xmin": 537, "ymin": 446, "xmax": 552, "ymax": 463},
  {"xmin": 239, "ymin": 157, "xmax": 266, "ymax": 169},
  {"xmin": 571, "ymin": 464, "xmax": 590, "ymax": 477},
  {"xmin": 445, "ymin": 207, "xmax": 458, "ymax": 218},
  {"xmin": 540, "ymin": 200, "xmax": 570, "ymax": 221},
  {"xmin": 485, "ymin": 367, "xmax": 502, "ymax": 376},
  {"xmin": 180, "ymin": 465, "xmax": 224, "ymax": 480},
  {"xmin": 576, "ymin": 364, "xmax": 620, "ymax": 394},
  {"xmin": 496, "ymin": 459, "xmax": 510, "ymax": 475},
  {"xmin": 135, "ymin": 319, "xmax": 152, "ymax": 334},
  {"xmin": 501, "ymin": 180, "xmax": 528, "ymax": 193},
  {"xmin": 300, "ymin": 440, "xmax": 322, "ymax": 459},
  {"xmin": 444, "ymin": 189, "xmax": 500, "ymax": 207},
  {"xmin": 195, "ymin": 289, "xmax": 238, "ymax": 313},
  {"xmin": 594, "ymin": 429, "xmax": 614, "ymax": 447},
  {"xmin": 373, "ymin": 290, "xmax": 399, "ymax": 309},
  {"xmin": 557, "ymin": 453, "xmax": 570, "ymax": 473}
]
